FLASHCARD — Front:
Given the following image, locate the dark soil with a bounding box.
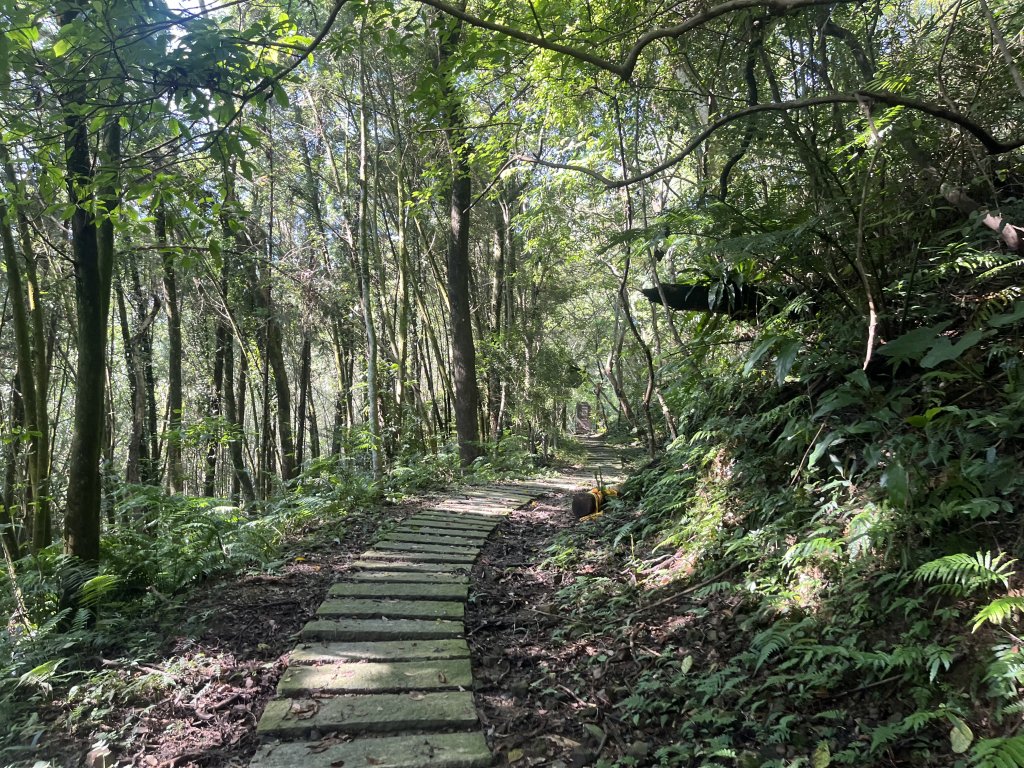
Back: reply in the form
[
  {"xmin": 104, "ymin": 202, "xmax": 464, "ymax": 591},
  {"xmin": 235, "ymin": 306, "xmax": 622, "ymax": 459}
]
[
  {"xmin": 31, "ymin": 498, "xmax": 415, "ymax": 768},
  {"xmin": 467, "ymin": 490, "xmax": 731, "ymax": 768}
]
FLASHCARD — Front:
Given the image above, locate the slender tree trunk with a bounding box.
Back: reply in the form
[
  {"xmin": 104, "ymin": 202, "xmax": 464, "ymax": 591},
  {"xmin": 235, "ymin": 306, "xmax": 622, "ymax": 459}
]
[
  {"xmin": 295, "ymin": 332, "xmax": 311, "ymax": 470},
  {"xmin": 64, "ymin": 117, "xmax": 118, "ymax": 563},
  {"xmin": 357, "ymin": 62, "xmax": 382, "ymax": 479},
  {"xmin": 436, "ymin": 13, "xmax": 482, "ymax": 466},
  {"xmin": 203, "ymin": 320, "xmax": 227, "ymax": 496},
  {"xmin": 1, "ymin": 143, "xmax": 50, "ymax": 551},
  {"xmin": 158, "ymin": 206, "xmax": 185, "ymax": 494}
]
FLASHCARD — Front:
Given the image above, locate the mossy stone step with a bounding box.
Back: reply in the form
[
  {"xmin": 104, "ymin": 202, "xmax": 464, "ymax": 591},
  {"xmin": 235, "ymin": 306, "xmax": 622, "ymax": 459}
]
[
  {"xmin": 344, "ymin": 570, "xmax": 469, "ymax": 585},
  {"xmin": 387, "ymin": 528, "xmax": 491, "ymax": 540},
  {"xmin": 256, "ymin": 691, "xmax": 479, "ymax": 737},
  {"xmin": 380, "ymin": 533, "xmax": 487, "ymax": 548},
  {"xmin": 328, "ymin": 581, "xmax": 469, "ymax": 602},
  {"xmin": 404, "ymin": 516, "xmax": 497, "ymax": 532},
  {"xmin": 360, "ymin": 549, "xmax": 478, "ymax": 565},
  {"xmin": 290, "ymin": 639, "xmax": 470, "ymax": 664},
  {"xmin": 317, "ymin": 598, "xmax": 464, "ymax": 620},
  {"xmin": 350, "ymin": 559, "xmax": 471, "ymax": 574},
  {"xmin": 421, "ymin": 505, "xmax": 508, "ymax": 517},
  {"xmin": 300, "ymin": 618, "xmax": 462, "ymax": 642},
  {"xmin": 277, "ymin": 658, "xmax": 472, "ymax": 695},
  {"xmin": 393, "ymin": 526, "xmax": 491, "ymax": 541},
  {"xmin": 250, "ymin": 731, "xmax": 491, "ymax": 768},
  {"xmin": 374, "ymin": 541, "xmax": 481, "ymax": 557}
]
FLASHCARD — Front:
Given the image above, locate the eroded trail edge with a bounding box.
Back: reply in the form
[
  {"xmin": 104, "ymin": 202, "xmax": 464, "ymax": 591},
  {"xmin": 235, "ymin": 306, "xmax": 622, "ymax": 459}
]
[{"xmin": 250, "ymin": 442, "xmax": 623, "ymax": 768}]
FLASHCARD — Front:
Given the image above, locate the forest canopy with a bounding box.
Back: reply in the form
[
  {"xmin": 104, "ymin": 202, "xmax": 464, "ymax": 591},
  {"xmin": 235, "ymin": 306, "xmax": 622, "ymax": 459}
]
[{"xmin": 1, "ymin": 0, "xmax": 1023, "ymax": 763}]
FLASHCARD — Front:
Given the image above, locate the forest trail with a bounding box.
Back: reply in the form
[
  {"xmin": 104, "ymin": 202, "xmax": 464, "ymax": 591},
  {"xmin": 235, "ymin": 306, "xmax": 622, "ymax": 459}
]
[{"xmin": 249, "ymin": 438, "xmax": 626, "ymax": 767}]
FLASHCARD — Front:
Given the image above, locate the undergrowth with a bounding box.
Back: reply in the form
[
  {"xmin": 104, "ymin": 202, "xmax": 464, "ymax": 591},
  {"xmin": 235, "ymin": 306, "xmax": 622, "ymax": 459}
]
[
  {"xmin": 0, "ymin": 439, "xmax": 542, "ymax": 764},
  {"xmin": 541, "ymin": 297, "xmax": 1024, "ymax": 766}
]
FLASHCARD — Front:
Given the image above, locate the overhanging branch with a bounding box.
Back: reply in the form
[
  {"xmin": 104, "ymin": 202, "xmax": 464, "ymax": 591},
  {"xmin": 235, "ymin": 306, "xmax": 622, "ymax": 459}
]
[
  {"xmin": 415, "ymin": 0, "xmax": 857, "ymax": 81},
  {"xmin": 518, "ymin": 92, "xmax": 1024, "ymax": 188}
]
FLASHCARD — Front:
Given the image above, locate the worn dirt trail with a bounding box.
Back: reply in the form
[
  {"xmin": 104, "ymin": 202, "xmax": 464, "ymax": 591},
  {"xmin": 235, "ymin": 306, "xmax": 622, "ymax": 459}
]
[{"xmin": 249, "ymin": 439, "xmax": 625, "ymax": 768}]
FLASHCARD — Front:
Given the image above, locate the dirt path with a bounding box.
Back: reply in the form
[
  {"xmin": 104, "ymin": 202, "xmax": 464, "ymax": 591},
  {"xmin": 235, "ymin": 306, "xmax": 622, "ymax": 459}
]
[{"xmin": 248, "ymin": 440, "xmax": 624, "ymax": 768}]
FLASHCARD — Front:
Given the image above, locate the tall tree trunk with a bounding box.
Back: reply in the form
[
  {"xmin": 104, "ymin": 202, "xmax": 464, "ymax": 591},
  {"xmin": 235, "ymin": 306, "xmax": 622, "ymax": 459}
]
[
  {"xmin": 158, "ymin": 206, "xmax": 185, "ymax": 494},
  {"xmin": 203, "ymin": 320, "xmax": 227, "ymax": 496},
  {"xmin": 64, "ymin": 116, "xmax": 118, "ymax": 563},
  {"xmin": 1, "ymin": 142, "xmax": 50, "ymax": 551},
  {"xmin": 436, "ymin": 13, "xmax": 482, "ymax": 466},
  {"xmin": 295, "ymin": 332, "xmax": 311, "ymax": 469},
  {"xmin": 357, "ymin": 61, "xmax": 382, "ymax": 479}
]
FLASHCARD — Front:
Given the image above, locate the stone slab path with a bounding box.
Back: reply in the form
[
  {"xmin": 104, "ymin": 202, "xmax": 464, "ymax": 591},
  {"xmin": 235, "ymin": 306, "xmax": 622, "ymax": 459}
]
[{"xmin": 249, "ymin": 438, "xmax": 625, "ymax": 768}]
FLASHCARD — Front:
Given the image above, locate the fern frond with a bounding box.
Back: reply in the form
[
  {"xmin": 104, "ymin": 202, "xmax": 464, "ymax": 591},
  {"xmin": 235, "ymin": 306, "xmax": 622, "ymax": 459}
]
[
  {"xmin": 972, "ymin": 735, "xmax": 1024, "ymax": 768},
  {"xmin": 78, "ymin": 574, "xmax": 121, "ymax": 608},
  {"xmin": 973, "ymin": 597, "xmax": 1024, "ymax": 632},
  {"xmin": 915, "ymin": 552, "xmax": 1015, "ymax": 592}
]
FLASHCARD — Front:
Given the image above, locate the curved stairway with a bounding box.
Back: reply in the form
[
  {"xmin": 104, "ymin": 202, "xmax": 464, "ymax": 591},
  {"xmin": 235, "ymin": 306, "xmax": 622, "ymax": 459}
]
[{"xmin": 250, "ymin": 441, "xmax": 625, "ymax": 768}]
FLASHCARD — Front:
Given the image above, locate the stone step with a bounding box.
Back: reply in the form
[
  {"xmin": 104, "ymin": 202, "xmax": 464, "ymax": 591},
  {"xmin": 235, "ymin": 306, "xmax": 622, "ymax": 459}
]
[
  {"xmin": 420, "ymin": 507, "xmax": 508, "ymax": 519},
  {"xmin": 387, "ymin": 528, "xmax": 491, "ymax": 544},
  {"xmin": 391, "ymin": 524, "xmax": 491, "ymax": 538},
  {"xmin": 350, "ymin": 559, "xmax": 471, "ymax": 574},
  {"xmin": 300, "ymin": 618, "xmax": 463, "ymax": 642},
  {"xmin": 290, "ymin": 639, "xmax": 470, "ymax": 664},
  {"xmin": 328, "ymin": 581, "xmax": 469, "ymax": 602},
  {"xmin": 344, "ymin": 570, "xmax": 469, "ymax": 585},
  {"xmin": 277, "ymin": 658, "xmax": 472, "ymax": 695},
  {"xmin": 404, "ymin": 516, "xmax": 497, "ymax": 532},
  {"xmin": 317, "ymin": 598, "xmax": 464, "ymax": 621},
  {"xmin": 256, "ymin": 691, "xmax": 479, "ymax": 737},
  {"xmin": 250, "ymin": 731, "xmax": 491, "ymax": 768},
  {"xmin": 428, "ymin": 503, "xmax": 509, "ymax": 514},
  {"xmin": 361, "ymin": 549, "xmax": 478, "ymax": 565},
  {"xmin": 374, "ymin": 541, "xmax": 481, "ymax": 557},
  {"xmin": 381, "ymin": 533, "xmax": 487, "ymax": 548}
]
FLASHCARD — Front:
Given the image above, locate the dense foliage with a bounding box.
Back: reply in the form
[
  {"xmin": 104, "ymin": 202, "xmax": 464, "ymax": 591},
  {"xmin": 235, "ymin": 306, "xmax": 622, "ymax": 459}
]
[{"xmin": 0, "ymin": 0, "xmax": 1021, "ymax": 763}]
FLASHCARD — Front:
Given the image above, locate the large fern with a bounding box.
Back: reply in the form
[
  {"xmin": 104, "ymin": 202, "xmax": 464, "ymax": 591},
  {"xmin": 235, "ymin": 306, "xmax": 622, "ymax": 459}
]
[
  {"xmin": 915, "ymin": 552, "xmax": 1015, "ymax": 595},
  {"xmin": 973, "ymin": 597, "xmax": 1024, "ymax": 632},
  {"xmin": 972, "ymin": 735, "xmax": 1024, "ymax": 768}
]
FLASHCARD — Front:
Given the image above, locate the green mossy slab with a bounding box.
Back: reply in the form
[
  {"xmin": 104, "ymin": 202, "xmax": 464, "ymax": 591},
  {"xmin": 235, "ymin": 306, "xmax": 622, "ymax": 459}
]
[
  {"xmin": 317, "ymin": 598, "xmax": 464, "ymax": 620},
  {"xmin": 277, "ymin": 658, "xmax": 472, "ymax": 695},
  {"xmin": 256, "ymin": 691, "xmax": 479, "ymax": 736},
  {"xmin": 250, "ymin": 731, "xmax": 491, "ymax": 768},
  {"xmin": 300, "ymin": 618, "xmax": 462, "ymax": 642},
  {"xmin": 328, "ymin": 581, "xmax": 469, "ymax": 601},
  {"xmin": 289, "ymin": 638, "xmax": 470, "ymax": 664}
]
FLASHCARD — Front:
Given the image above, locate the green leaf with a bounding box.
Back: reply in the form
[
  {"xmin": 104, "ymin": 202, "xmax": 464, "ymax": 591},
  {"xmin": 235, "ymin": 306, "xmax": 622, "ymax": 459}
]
[
  {"xmin": 987, "ymin": 301, "xmax": 1024, "ymax": 328},
  {"xmin": 920, "ymin": 330, "xmax": 985, "ymax": 368},
  {"xmin": 53, "ymin": 38, "xmax": 72, "ymax": 57},
  {"xmin": 877, "ymin": 321, "xmax": 952, "ymax": 364},
  {"xmin": 881, "ymin": 463, "xmax": 909, "ymax": 507},
  {"xmin": 948, "ymin": 715, "xmax": 973, "ymax": 754},
  {"xmin": 972, "ymin": 597, "xmax": 1024, "ymax": 632},
  {"xmin": 774, "ymin": 338, "xmax": 800, "ymax": 385},
  {"xmin": 812, "ymin": 741, "xmax": 831, "ymax": 768},
  {"xmin": 743, "ymin": 337, "xmax": 776, "ymax": 375},
  {"xmin": 272, "ymin": 82, "xmax": 289, "ymax": 108}
]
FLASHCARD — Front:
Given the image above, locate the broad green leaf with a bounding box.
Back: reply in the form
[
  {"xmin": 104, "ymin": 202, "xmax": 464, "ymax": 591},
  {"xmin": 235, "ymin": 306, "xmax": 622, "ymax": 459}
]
[
  {"xmin": 948, "ymin": 715, "xmax": 973, "ymax": 754},
  {"xmin": 987, "ymin": 301, "xmax": 1024, "ymax": 328},
  {"xmin": 775, "ymin": 338, "xmax": 800, "ymax": 385},
  {"xmin": 52, "ymin": 38, "xmax": 71, "ymax": 57},
  {"xmin": 881, "ymin": 463, "xmax": 909, "ymax": 507},
  {"xmin": 812, "ymin": 741, "xmax": 831, "ymax": 768},
  {"xmin": 920, "ymin": 330, "xmax": 985, "ymax": 368},
  {"xmin": 877, "ymin": 321, "xmax": 952, "ymax": 364}
]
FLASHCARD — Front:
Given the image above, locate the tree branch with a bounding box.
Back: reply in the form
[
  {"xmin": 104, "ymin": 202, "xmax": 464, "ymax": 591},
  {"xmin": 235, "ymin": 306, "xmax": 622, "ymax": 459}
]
[
  {"xmin": 415, "ymin": 0, "xmax": 857, "ymax": 81},
  {"xmin": 518, "ymin": 92, "xmax": 1024, "ymax": 189}
]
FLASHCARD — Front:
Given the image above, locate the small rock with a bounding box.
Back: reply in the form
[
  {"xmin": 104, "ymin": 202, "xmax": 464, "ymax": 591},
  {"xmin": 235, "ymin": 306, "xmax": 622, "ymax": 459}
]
[
  {"xmin": 86, "ymin": 746, "xmax": 114, "ymax": 768},
  {"xmin": 626, "ymin": 741, "xmax": 650, "ymax": 760}
]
